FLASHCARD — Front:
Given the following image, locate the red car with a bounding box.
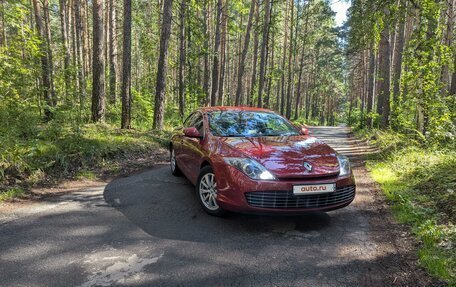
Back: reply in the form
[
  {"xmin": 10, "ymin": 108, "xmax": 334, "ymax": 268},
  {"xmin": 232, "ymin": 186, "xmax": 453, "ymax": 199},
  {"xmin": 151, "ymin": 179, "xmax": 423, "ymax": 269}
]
[{"xmin": 170, "ymin": 106, "xmax": 355, "ymax": 216}]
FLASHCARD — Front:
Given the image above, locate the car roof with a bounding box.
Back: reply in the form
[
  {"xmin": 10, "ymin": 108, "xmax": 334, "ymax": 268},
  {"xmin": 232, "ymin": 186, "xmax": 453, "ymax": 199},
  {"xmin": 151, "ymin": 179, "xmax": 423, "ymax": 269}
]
[{"xmin": 197, "ymin": 106, "xmax": 274, "ymax": 113}]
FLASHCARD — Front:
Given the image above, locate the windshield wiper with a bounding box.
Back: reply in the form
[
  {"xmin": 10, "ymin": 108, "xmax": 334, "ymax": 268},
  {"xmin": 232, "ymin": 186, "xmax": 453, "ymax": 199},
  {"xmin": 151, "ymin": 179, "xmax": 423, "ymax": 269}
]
[{"xmin": 222, "ymin": 134, "xmax": 242, "ymax": 137}]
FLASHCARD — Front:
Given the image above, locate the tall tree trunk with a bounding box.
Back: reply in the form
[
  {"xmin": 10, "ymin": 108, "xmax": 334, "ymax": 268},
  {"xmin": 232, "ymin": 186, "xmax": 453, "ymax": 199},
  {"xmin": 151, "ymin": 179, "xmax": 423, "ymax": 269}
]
[
  {"xmin": 285, "ymin": 0, "xmax": 295, "ymax": 119},
  {"xmin": 74, "ymin": 0, "xmax": 86, "ymax": 109},
  {"xmin": 249, "ymin": 0, "xmax": 260, "ymax": 106},
  {"xmin": 0, "ymin": 0, "xmax": 5, "ymax": 47},
  {"xmin": 104, "ymin": 0, "xmax": 109, "ymax": 82},
  {"xmin": 91, "ymin": 0, "xmax": 106, "ymax": 122},
  {"xmin": 366, "ymin": 43, "xmax": 376, "ymax": 127},
  {"xmin": 393, "ymin": 1, "xmax": 406, "ymax": 104},
  {"xmin": 178, "ymin": 0, "xmax": 186, "ymax": 119},
  {"xmin": 265, "ymin": 27, "xmax": 275, "ymax": 109},
  {"xmin": 109, "ymin": 0, "xmax": 118, "ymax": 103},
  {"xmin": 70, "ymin": 0, "xmax": 77, "ymax": 84},
  {"xmin": 43, "ymin": 0, "xmax": 55, "ymax": 105},
  {"xmin": 210, "ymin": 0, "xmax": 223, "ymax": 106},
  {"xmin": 153, "ymin": 0, "xmax": 173, "ymax": 130},
  {"xmin": 59, "ymin": 0, "xmax": 71, "ymax": 98},
  {"xmin": 449, "ymin": 0, "xmax": 456, "ymax": 95},
  {"xmin": 441, "ymin": 0, "xmax": 455, "ymax": 93},
  {"xmin": 84, "ymin": 0, "xmax": 91, "ymax": 76},
  {"xmin": 294, "ymin": 4, "xmax": 309, "ymax": 120},
  {"xmin": 121, "ymin": 0, "xmax": 131, "ymax": 129},
  {"xmin": 280, "ymin": 0, "xmax": 289, "ymax": 115},
  {"xmin": 235, "ymin": 0, "xmax": 256, "ymax": 106},
  {"xmin": 257, "ymin": 0, "xmax": 272, "ymax": 107},
  {"xmin": 377, "ymin": 9, "xmax": 391, "ymax": 128},
  {"xmin": 218, "ymin": 0, "xmax": 228, "ymax": 105},
  {"xmin": 451, "ymin": 52, "xmax": 456, "ymax": 95},
  {"xmin": 32, "ymin": 0, "xmax": 53, "ymax": 120},
  {"xmin": 361, "ymin": 49, "xmax": 367, "ymax": 125},
  {"xmin": 202, "ymin": 0, "xmax": 210, "ymax": 106}
]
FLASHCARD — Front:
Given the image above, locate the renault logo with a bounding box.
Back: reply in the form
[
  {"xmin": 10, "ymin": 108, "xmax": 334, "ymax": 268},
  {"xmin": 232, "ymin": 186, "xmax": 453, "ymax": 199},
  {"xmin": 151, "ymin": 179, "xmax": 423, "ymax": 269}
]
[{"xmin": 303, "ymin": 162, "xmax": 313, "ymax": 172}]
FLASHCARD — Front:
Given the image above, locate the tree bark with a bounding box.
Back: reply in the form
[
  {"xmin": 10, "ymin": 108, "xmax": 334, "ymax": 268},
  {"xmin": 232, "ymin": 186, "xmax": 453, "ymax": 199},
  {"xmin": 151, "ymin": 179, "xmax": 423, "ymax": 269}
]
[
  {"xmin": 104, "ymin": 0, "xmax": 109, "ymax": 80},
  {"xmin": 249, "ymin": 0, "xmax": 260, "ymax": 106},
  {"xmin": 235, "ymin": 0, "xmax": 256, "ymax": 106},
  {"xmin": 441, "ymin": 0, "xmax": 455, "ymax": 93},
  {"xmin": 202, "ymin": 0, "xmax": 210, "ymax": 106},
  {"xmin": 285, "ymin": 0, "xmax": 295, "ymax": 119},
  {"xmin": 43, "ymin": 0, "xmax": 56, "ymax": 105},
  {"xmin": 83, "ymin": 0, "xmax": 91, "ymax": 77},
  {"xmin": 153, "ymin": 0, "xmax": 173, "ymax": 130},
  {"xmin": 0, "ymin": 0, "xmax": 5, "ymax": 47},
  {"xmin": 210, "ymin": 0, "xmax": 223, "ymax": 106},
  {"xmin": 91, "ymin": 0, "xmax": 106, "ymax": 122},
  {"xmin": 74, "ymin": 0, "xmax": 86, "ymax": 108},
  {"xmin": 109, "ymin": 0, "xmax": 118, "ymax": 103},
  {"xmin": 32, "ymin": 0, "xmax": 53, "ymax": 120},
  {"xmin": 450, "ymin": 54, "xmax": 456, "ymax": 95},
  {"xmin": 59, "ymin": 0, "xmax": 71, "ymax": 98},
  {"xmin": 280, "ymin": 0, "xmax": 289, "ymax": 115},
  {"xmin": 393, "ymin": 1, "xmax": 406, "ymax": 104},
  {"xmin": 218, "ymin": 0, "xmax": 228, "ymax": 105},
  {"xmin": 449, "ymin": 0, "xmax": 456, "ymax": 95},
  {"xmin": 366, "ymin": 43, "xmax": 376, "ymax": 127},
  {"xmin": 265, "ymin": 27, "xmax": 275, "ymax": 109},
  {"xmin": 294, "ymin": 4, "xmax": 309, "ymax": 120},
  {"xmin": 178, "ymin": 0, "xmax": 186, "ymax": 119},
  {"xmin": 121, "ymin": 0, "xmax": 131, "ymax": 129},
  {"xmin": 377, "ymin": 9, "xmax": 391, "ymax": 128},
  {"xmin": 257, "ymin": 0, "xmax": 272, "ymax": 107}
]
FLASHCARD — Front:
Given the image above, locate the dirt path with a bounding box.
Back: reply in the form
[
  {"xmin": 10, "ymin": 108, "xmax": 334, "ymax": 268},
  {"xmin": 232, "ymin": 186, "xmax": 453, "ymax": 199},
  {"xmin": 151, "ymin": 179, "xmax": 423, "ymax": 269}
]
[
  {"xmin": 311, "ymin": 126, "xmax": 442, "ymax": 286},
  {"xmin": 0, "ymin": 126, "xmax": 442, "ymax": 286}
]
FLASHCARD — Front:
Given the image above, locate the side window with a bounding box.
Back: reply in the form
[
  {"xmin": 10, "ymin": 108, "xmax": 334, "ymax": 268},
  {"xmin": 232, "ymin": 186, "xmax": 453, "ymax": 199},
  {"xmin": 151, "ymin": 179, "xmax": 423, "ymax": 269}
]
[
  {"xmin": 194, "ymin": 115, "xmax": 204, "ymax": 134},
  {"xmin": 183, "ymin": 112, "xmax": 204, "ymax": 135},
  {"xmin": 183, "ymin": 113, "xmax": 198, "ymax": 128}
]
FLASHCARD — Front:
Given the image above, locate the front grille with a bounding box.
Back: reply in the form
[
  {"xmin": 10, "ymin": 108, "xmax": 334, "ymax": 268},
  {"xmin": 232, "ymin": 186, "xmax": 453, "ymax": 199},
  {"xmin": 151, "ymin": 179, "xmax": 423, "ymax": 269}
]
[{"xmin": 245, "ymin": 185, "xmax": 355, "ymax": 209}]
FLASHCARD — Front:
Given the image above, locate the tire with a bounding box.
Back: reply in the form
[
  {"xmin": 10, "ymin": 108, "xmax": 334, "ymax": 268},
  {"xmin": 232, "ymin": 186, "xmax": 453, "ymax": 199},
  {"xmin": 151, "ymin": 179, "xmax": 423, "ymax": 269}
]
[
  {"xmin": 196, "ymin": 166, "xmax": 225, "ymax": 216},
  {"xmin": 170, "ymin": 146, "xmax": 182, "ymax": 176}
]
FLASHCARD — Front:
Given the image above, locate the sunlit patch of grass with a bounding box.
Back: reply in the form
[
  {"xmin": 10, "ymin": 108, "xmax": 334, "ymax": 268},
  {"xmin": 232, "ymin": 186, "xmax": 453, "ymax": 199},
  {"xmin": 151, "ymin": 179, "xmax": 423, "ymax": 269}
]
[
  {"xmin": 0, "ymin": 123, "xmax": 166, "ymax": 190},
  {"xmin": 0, "ymin": 187, "xmax": 25, "ymax": 202},
  {"xmin": 368, "ymin": 147, "xmax": 456, "ymax": 283},
  {"xmin": 76, "ymin": 170, "xmax": 97, "ymax": 180}
]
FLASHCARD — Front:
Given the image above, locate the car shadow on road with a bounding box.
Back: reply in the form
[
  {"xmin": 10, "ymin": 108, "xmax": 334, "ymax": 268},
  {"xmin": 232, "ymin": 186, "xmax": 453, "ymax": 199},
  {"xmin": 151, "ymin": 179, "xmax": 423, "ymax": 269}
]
[{"xmin": 103, "ymin": 165, "xmax": 347, "ymax": 244}]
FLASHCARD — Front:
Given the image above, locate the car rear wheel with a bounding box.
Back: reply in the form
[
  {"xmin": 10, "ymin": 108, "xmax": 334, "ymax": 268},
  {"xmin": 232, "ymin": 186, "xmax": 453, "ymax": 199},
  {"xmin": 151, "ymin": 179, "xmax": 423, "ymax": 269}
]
[
  {"xmin": 170, "ymin": 147, "xmax": 181, "ymax": 176},
  {"xmin": 196, "ymin": 166, "xmax": 225, "ymax": 216}
]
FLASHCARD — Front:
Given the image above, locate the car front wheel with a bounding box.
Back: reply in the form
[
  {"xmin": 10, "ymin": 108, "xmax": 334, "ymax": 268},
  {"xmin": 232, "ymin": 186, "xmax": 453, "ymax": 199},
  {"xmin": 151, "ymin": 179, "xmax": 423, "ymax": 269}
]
[{"xmin": 196, "ymin": 166, "xmax": 225, "ymax": 216}]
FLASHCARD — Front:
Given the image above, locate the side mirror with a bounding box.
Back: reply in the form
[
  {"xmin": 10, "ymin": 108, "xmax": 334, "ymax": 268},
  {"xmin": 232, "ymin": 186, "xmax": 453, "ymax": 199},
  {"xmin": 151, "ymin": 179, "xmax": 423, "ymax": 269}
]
[
  {"xmin": 300, "ymin": 127, "xmax": 309, "ymax": 135},
  {"xmin": 183, "ymin": 127, "xmax": 202, "ymax": 138}
]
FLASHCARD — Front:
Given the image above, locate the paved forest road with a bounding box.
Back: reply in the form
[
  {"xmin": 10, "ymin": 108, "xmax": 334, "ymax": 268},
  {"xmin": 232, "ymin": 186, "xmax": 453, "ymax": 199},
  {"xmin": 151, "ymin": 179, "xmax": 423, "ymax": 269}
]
[{"xmin": 0, "ymin": 127, "xmax": 441, "ymax": 287}]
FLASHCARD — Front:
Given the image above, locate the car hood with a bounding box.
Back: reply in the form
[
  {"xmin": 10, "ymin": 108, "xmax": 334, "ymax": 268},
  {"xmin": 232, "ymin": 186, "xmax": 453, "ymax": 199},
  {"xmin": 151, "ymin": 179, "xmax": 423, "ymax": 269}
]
[{"xmin": 221, "ymin": 136, "xmax": 340, "ymax": 178}]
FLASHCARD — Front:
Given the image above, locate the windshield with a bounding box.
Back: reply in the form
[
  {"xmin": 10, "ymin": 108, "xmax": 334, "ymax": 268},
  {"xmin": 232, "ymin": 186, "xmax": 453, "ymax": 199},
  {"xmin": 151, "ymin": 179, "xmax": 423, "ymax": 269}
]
[{"xmin": 208, "ymin": 111, "xmax": 300, "ymax": 137}]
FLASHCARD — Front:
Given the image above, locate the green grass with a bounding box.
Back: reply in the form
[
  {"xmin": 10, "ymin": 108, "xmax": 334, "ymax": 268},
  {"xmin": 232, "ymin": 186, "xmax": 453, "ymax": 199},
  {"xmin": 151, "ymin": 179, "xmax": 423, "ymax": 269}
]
[
  {"xmin": 361, "ymin": 129, "xmax": 456, "ymax": 284},
  {"xmin": 0, "ymin": 122, "xmax": 170, "ymax": 200},
  {"xmin": 76, "ymin": 170, "xmax": 97, "ymax": 180},
  {"xmin": 0, "ymin": 187, "xmax": 26, "ymax": 201}
]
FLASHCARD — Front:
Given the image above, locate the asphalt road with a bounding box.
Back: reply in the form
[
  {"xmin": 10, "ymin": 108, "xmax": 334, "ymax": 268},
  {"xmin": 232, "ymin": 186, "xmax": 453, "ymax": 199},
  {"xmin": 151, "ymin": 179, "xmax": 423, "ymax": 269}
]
[{"xmin": 0, "ymin": 127, "xmax": 440, "ymax": 287}]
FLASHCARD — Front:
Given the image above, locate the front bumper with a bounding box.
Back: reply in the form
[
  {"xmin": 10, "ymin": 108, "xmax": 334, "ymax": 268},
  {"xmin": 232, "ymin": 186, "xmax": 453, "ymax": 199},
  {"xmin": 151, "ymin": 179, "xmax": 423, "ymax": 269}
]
[{"xmin": 213, "ymin": 164, "xmax": 356, "ymax": 214}]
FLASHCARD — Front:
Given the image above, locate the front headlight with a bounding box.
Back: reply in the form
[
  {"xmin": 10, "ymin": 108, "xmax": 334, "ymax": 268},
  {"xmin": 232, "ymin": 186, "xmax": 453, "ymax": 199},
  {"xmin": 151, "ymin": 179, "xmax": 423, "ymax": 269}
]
[
  {"xmin": 223, "ymin": 157, "xmax": 277, "ymax": 180},
  {"xmin": 338, "ymin": 155, "xmax": 351, "ymax": 176}
]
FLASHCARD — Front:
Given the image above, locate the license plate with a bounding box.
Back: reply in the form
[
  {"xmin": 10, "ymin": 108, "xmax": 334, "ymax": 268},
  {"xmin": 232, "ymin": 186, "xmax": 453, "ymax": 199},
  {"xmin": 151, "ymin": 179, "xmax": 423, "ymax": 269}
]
[{"xmin": 293, "ymin": 183, "xmax": 336, "ymax": 195}]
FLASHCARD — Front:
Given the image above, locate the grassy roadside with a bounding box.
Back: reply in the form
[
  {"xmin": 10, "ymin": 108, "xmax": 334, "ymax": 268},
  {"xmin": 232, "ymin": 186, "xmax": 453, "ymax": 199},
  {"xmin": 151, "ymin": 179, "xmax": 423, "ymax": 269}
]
[
  {"xmin": 0, "ymin": 123, "xmax": 170, "ymax": 202},
  {"xmin": 357, "ymin": 129, "xmax": 455, "ymax": 284}
]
